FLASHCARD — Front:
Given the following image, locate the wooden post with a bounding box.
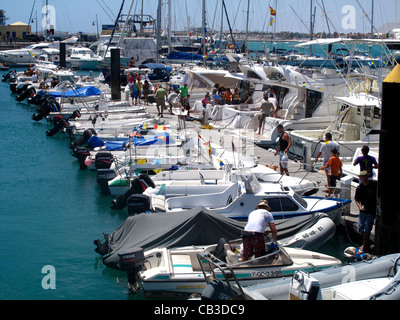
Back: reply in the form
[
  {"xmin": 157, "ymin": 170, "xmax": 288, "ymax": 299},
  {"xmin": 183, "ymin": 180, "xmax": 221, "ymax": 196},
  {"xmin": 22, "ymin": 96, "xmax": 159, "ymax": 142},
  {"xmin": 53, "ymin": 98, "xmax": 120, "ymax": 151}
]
[
  {"xmin": 375, "ymin": 64, "xmax": 400, "ymax": 255},
  {"xmin": 110, "ymin": 48, "xmax": 121, "ymax": 101}
]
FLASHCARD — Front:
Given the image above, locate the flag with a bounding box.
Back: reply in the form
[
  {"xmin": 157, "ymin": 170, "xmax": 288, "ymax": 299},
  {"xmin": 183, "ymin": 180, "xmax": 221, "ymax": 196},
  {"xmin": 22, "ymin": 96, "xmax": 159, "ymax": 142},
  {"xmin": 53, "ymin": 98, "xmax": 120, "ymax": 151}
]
[{"xmin": 270, "ymin": 6, "xmax": 276, "ymax": 26}]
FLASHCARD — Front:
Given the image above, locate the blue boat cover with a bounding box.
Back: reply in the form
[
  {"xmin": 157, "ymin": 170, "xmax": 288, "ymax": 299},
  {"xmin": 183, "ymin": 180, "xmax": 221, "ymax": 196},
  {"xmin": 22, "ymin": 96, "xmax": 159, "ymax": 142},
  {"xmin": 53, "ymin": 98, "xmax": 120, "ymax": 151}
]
[
  {"xmin": 88, "ymin": 135, "xmax": 105, "ymax": 148},
  {"xmin": 49, "ymin": 86, "xmax": 102, "ymax": 98}
]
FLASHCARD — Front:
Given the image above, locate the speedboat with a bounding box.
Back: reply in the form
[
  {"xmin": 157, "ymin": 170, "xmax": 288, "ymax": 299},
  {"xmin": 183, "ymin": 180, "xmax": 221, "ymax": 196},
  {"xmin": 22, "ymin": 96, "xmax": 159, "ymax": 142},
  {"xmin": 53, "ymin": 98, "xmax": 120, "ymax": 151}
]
[
  {"xmin": 141, "ymin": 173, "xmax": 349, "ymax": 225},
  {"xmin": 67, "ymin": 47, "xmax": 102, "ymax": 70},
  {"xmin": 118, "ymin": 238, "xmax": 341, "ymax": 297}
]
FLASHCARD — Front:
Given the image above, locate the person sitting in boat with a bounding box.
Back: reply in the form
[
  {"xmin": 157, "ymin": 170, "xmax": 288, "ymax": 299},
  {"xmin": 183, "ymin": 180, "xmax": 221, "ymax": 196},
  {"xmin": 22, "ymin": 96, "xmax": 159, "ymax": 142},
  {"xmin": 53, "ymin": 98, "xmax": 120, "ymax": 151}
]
[
  {"xmin": 242, "ymin": 200, "xmax": 277, "ymax": 261},
  {"xmin": 39, "ymin": 77, "xmax": 49, "ymax": 90}
]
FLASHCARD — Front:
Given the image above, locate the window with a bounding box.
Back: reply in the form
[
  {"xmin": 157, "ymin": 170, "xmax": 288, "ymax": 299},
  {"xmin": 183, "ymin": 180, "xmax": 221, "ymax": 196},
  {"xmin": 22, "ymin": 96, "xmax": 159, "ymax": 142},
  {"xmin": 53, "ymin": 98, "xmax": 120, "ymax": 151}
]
[{"xmin": 266, "ymin": 197, "xmax": 299, "ymax": 212}]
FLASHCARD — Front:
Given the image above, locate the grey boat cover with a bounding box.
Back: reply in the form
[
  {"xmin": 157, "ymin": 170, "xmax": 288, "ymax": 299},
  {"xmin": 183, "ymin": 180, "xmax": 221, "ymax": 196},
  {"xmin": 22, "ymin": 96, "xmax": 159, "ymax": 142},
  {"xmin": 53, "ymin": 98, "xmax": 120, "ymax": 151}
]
[{"xmin": 99, "ymin": 206, "xmax": 327, "ymax": 270}]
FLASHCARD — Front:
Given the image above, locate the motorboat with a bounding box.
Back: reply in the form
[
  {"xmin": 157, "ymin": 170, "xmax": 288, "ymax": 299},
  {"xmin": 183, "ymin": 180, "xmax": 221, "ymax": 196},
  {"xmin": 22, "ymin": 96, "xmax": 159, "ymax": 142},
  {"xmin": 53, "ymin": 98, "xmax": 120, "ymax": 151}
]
[
  {"xmin": 117, "ymin": 237, "xmax": 341, "ymax": 297},
  {"xmin": 138, "ymin": 172, "xmax": 349, "ymax": 225},
  {"xmin": 66, "ymin": 47, "xmax": 102, "ymax": 70},
  {"xmin": 289, "ymin": 93, "xmax": 381, "ymax": 160},
  {"xmin": 237, "ymin": 253, "xmax": 400, "ymax": 300}
]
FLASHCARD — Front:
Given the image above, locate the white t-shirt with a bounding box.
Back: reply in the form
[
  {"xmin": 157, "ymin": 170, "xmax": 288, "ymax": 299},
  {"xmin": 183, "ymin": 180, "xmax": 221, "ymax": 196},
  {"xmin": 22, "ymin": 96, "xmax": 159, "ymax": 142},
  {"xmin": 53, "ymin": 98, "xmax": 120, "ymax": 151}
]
[
  {"xmin": 319, "ymin": 141, "xmax": 340, "ymax": 162},
  {"xmin": 244, "ymin": 209, "xmax": 274, "ymax": 233}
]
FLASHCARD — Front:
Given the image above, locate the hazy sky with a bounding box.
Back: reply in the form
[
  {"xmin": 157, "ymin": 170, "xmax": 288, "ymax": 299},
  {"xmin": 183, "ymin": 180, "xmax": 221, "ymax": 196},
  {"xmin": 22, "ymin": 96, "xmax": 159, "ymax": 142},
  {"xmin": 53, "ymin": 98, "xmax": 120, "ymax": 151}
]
[{"xmin": 1, "ymin": 0, "xmax": 399, "ymax": 35}]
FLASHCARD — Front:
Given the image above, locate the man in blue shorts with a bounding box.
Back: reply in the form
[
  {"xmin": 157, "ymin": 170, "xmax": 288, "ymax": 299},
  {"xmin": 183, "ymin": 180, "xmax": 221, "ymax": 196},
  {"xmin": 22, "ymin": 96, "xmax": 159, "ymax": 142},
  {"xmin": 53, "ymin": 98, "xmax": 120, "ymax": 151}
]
[{"xmin": 355, "ymin": 171, "xmax": 377, "ymax": 254}]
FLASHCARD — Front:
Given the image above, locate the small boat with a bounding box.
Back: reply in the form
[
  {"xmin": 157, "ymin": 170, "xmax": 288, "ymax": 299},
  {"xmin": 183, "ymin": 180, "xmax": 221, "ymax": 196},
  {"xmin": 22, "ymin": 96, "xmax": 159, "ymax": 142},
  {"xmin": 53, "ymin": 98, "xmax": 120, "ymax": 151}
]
[
  {"xmin": 117, "ymin": 237, "xmax": 341, "ymax": 298},
  {"xmin": 236, "ymin": 253, "xmax": 400, "ymax": 300},
  {"xmin": 141, "ymin": 173, "xmax": 349, "ymax": 225}
]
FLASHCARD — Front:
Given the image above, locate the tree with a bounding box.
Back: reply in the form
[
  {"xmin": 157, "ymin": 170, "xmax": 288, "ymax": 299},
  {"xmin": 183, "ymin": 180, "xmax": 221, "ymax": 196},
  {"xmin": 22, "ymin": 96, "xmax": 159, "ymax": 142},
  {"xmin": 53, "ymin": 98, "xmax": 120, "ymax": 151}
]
[{"xmin": 0, "ymin": 10, "xmax": 8, "ymax": 25}]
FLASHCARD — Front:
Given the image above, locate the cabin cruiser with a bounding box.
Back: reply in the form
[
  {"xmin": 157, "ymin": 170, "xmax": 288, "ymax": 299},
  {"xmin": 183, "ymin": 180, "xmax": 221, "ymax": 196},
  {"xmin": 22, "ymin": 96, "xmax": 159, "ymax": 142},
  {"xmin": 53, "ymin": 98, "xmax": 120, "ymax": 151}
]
[
  {"xmin": 289, "ymin": 93, "xmax": 381, "ymax": 160},
  {"xmin": 67, "ymin": 47, "xmax": 102, "ymax": 70}
]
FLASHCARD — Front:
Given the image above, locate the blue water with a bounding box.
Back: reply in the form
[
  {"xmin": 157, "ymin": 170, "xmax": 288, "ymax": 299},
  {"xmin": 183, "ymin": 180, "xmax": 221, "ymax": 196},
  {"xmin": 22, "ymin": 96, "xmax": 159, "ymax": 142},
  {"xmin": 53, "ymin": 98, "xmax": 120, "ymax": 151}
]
[
  {"xmin": 0, "ymin": 68, "xmax": 358, "ymax": 300},
  {"xmin": 0, "ymin": 70, "xmax": 135, "ymax": 300}
]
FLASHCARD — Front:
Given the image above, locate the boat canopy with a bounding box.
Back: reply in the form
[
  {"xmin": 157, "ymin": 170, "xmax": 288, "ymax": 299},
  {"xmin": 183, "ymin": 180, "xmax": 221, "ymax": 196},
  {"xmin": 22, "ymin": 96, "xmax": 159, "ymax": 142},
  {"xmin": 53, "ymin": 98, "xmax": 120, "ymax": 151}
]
[{"xmin": 48, "ymin": 86, "xmax": 102, "ymax": 98}]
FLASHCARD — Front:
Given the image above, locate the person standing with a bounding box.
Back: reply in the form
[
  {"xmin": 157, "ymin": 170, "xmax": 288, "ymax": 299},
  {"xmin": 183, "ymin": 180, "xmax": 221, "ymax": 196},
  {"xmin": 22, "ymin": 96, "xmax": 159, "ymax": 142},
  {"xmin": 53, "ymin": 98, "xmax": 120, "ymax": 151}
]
[
  {"xmin": 155, "ymin": 86, "xmax": 167, "ymax": 117},
  {"xmin": 257, "ymin": 95, "xmax": 273, "ymax": 135},
  {"xmin": 353, "ymin": 145, "xmax": 379, "ymax": 179},
  {"xmin": 274, "ymin": 125, "xmax": 292, "ymax": 176},
  {"xmin": 314, "ymin": 133, "xmax": 340, "ymax": 188},
  {"xmin": 320, "ymin": 148, "xmax": 343, "ymax": 197},
  {"xmin": 242, "ymin": 200, "xmax": 277, "ymax": 261},
  {"xmin": 355, "ymin": 171, "xmax": 378, "ymax": 254},
  {"xmin": 178, "ymin": 83, "xmax": 189, "ymax": 106}
]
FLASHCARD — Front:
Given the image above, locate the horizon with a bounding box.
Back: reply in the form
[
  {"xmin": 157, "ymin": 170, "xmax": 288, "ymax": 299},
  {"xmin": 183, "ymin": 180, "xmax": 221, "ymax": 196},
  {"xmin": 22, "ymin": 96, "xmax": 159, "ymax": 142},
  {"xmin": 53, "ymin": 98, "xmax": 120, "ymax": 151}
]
[{"xmin": 1, "ymin": 0, "xmax": 398, "ymax": 36}]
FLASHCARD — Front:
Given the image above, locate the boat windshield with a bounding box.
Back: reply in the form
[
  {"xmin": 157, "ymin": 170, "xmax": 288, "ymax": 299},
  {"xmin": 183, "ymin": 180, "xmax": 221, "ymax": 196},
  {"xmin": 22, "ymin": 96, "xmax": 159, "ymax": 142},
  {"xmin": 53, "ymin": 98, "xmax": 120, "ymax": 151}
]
[
  {"xmin": 293, "ymin": 192, "xmax": 308, "ymax": 209},
  {"xmin": 232, "ymin": 247, "xmax": 293, "ymax": 269}
]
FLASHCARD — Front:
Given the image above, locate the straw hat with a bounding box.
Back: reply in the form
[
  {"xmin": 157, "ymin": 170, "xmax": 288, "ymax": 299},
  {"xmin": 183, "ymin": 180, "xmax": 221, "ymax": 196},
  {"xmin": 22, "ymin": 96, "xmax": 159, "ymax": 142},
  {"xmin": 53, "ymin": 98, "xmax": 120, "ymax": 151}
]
[{"xmin": 256, "ymin": 200, "xmax": 271, "ymax": 210}]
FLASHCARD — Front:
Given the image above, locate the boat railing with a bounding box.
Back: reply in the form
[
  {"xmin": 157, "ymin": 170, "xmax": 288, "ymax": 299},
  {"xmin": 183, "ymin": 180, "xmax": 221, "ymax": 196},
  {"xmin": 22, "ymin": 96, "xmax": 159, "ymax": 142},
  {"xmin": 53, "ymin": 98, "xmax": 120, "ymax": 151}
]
[{"xmin": 196, "ymin": 251, "xmax": 247, "ymax": 300}]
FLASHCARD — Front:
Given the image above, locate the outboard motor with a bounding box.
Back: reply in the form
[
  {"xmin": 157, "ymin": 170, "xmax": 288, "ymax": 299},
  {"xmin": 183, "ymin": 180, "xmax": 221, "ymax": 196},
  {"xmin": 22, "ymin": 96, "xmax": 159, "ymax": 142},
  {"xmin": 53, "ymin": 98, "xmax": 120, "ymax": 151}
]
[
  {"xmin": 93, "ymin": 233, "xmax": 110, "ymax": 256},
  {"xmin": 2, "ymin": 70, "xmax": 16, "ymax": 82},
  {"xmin": 32, "ymin": 96, "xmax": 61, "ymax": 122},
  {"xmin": 96, "ymin": 169, "xmax": 117, "ymax": 195},
  {"xmin": 46, "ymin": 115, "xmax": 69, "ymax": 137},
  {"xmin": 127, "ymin": 194, "xmax": 151, "ymax": 215},
  {"xmin": 111, "ymin": 175, "xmax": 154, "ymax": 210},
  {"xmin": 70, "ymin": 128, "xmax": 97, "ymax": 149},
  {"xmin": 73, "ymin": 147, "xmax": 91, "ymax": 170},
  {"xmin": 94, "ymin": 151, "xmax": 113, "ymax": 170},
  {"xmin": 28, "ymin": 90, "xmax": 49, "ymax": 105},
  {"xmin": 118, "ymin": 247, "xmax": 145, "ymax": 293},
  {"xmin": 16, "ymin": 85, "xmax": 36, "ymax": 102}
]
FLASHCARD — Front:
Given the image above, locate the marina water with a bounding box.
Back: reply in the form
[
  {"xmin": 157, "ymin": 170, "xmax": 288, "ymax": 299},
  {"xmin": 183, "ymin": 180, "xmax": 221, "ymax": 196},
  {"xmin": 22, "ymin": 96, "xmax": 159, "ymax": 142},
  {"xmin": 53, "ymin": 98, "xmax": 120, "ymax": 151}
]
[{"xmin": 0, "ymin": 69, "xmax": 358, "ymax": 300}]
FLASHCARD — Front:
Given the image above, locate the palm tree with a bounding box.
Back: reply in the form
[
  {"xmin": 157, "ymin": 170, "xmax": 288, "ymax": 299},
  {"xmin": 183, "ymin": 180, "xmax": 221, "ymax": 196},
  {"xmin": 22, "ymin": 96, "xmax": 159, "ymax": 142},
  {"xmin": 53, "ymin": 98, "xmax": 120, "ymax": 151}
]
[{"xmin": 0, "ymin": 10, "xmax": 8, "ymax": 26}]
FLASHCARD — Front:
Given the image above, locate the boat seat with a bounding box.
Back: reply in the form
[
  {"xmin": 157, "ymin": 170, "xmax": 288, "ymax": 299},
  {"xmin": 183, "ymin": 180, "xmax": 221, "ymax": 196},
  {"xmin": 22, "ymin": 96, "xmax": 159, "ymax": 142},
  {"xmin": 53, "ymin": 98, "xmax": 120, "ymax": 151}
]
[
  {"xmin": 151, "ymin": 194, "xmax": 166, "ymax": 211},
  {"xmin": 171, "ymin": 254, "xmax": 193, "ymax": 274},
  {"xmin": 226, "ymin": 249, "xmax": 240, "ymax": 265}
]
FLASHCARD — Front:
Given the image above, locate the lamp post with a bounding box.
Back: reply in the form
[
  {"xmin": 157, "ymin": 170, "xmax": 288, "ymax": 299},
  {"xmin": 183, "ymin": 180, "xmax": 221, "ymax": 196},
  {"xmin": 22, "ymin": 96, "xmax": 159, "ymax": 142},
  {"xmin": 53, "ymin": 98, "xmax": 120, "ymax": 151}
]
[{"xmin": 92, "ymin": 14, "xmax": 99, "ymax": 39}]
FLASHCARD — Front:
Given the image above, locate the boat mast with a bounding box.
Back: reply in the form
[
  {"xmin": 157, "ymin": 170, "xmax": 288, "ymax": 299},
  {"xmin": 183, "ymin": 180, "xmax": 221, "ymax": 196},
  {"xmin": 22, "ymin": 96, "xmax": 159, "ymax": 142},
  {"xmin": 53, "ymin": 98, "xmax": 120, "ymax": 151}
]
[
  {"xmin": 371, "ymin": 0, "xmax": 374, "ymax": 38},
  {"xmin": 156, "ymin": 0, "xmax": 162, "ymax": 62},
  {"xmin": 220, "ymin": 0, "xmax": 224, "ymax": 50},
  {"xmin": 168, "ymin": 0, "xmax": 172, "ymax": 54},
  {"xmin": 245, "ymin": 0, "xmax": 250, "ymax": 49},
  {"xmin": 202, "ymin": 0, "xmax": 206, "ymax": 66}
]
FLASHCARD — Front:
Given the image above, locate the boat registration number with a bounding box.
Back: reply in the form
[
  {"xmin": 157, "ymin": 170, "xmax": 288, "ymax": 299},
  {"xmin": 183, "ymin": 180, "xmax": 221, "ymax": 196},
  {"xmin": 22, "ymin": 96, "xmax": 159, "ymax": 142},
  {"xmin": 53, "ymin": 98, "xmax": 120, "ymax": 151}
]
[{"xmin": 252, "ymin": 270, "xmax": 282, "ymax": 278}]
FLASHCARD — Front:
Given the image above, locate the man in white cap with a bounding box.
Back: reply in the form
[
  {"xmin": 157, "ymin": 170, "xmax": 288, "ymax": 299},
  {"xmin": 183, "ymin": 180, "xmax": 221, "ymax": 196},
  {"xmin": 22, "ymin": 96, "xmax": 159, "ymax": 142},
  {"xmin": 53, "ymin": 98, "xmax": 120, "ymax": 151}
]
[{"xmin": 242, "ymin": 200, "xmax": 277, "ymax": 261}]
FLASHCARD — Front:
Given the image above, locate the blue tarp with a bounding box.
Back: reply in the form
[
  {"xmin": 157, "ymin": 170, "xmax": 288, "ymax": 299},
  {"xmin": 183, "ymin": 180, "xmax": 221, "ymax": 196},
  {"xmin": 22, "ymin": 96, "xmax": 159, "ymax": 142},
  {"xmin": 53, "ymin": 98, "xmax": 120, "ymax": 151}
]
[
  {"xmin": 49, "ymin": 86, "xmax": 102, "ymax": 98},
  {"xmin": 103, "ymin": 132, "xmax": 172, "ymax": 151}
]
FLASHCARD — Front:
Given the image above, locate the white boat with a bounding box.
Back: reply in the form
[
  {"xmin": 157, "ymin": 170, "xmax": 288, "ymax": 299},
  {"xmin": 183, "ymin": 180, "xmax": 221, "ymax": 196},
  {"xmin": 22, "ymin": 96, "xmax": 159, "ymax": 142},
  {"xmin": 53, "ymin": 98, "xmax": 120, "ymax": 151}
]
[
  {"xmin": 66, "ymin": 47, "xmax": 102, "ymax": 70},
  {"xmin": 140, "ymin": 173, "xmax": 349, "ymax": 225},
  {"xmin": 289, "ymin": 93, "xmax": 381, "ymax": 160},
  {"xmin": 238, "ymin": 253, "xmax": 400, "ymax": 300},
  {"xmin": 0, "ymin": 42, "xmax": 58, "ymax": 67},
  {"xmin": 119, "ymin": 238, "xmax": 341, "ymax": 297},
  {"xmin": 235, "ymin": 63, "xmax": 363, "ymax": 148}
]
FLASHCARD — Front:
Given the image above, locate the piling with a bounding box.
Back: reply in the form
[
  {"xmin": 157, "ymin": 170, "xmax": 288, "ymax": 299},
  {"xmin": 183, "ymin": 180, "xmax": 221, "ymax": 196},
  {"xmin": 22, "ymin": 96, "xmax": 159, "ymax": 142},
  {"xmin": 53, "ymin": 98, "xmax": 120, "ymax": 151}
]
[
  {"xmin": 375, "ymin": 64, "xmax": 400, "ymax": 255},
  {"xmin": 111, "ymin": 48, "xmax": 121, "ymax": 101},
  {"xmin": 59, "ymin": 42, "xmax": 66, "ymax": 69}
]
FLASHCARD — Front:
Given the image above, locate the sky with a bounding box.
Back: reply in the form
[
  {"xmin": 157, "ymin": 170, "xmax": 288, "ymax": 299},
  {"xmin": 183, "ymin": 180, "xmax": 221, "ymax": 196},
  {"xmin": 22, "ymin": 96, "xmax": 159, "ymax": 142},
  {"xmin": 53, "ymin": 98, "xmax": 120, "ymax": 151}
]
[{"xmin": 1, "ymin": 0, "xmax": 399, "ymax": 35}]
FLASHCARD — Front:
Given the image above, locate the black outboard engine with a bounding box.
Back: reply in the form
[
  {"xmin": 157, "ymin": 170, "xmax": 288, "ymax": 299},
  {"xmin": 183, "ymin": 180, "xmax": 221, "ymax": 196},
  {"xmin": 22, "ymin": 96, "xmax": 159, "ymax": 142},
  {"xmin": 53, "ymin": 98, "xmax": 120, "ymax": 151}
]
[
  {"xmin": 2, "ymin": 70, "xmax": 16, "ymax": 82},
  {"xmin": 95, "ymin": 151, "xmax": 114, "ymax": 170},
  {"xmin": 28, "ymin": 90, "xmax": 49, "ymax": 105},
  {"xmin": 93, "ymin": 233, "xmax": 110, "ymax": 256},
  {"xmin": 70, "ymin": 128, "xmax": 97, "ymax": 149},
  {"xmin": 118, "ymin": 247, "xmax": 145, "ymax": 293},
  {"xmin": 111, "ymin": 175, "xmax": 155, "ymax": 210},
  {"xmin": 46, "ymin": 115, "xmax": 69, "ymax": 137},
  {"xmin": 16, "ymin": 85, "xmax": 36, "ymax": 102},
  {"xmin": 73, "ymin": 147, "xmax": 91, "ymax": 170},
  {"xmin": 32, "ymin": 96, "xmax": 61, "ymax": 122},
  {"xmin": 96, "ymin": 169, "xmax": 117, "ymax": 195},
  {"xmin": 127, "ymin": 194, "xmax": 151, "ymax": 215}
]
